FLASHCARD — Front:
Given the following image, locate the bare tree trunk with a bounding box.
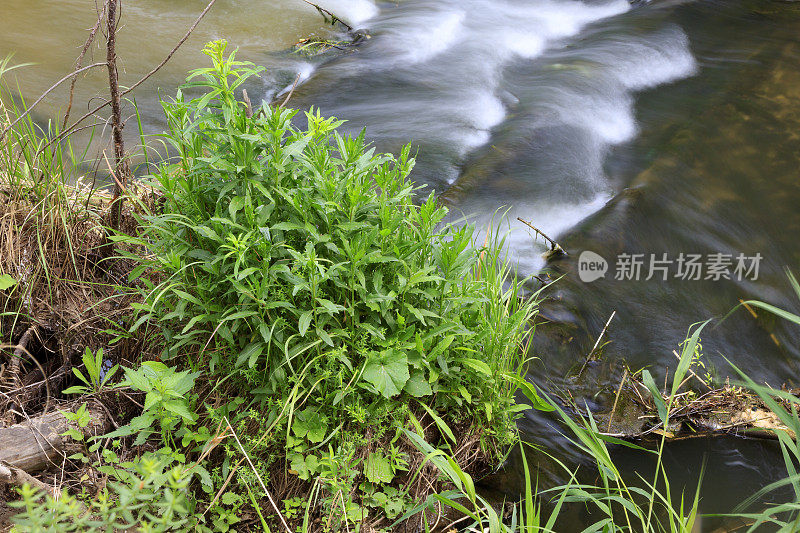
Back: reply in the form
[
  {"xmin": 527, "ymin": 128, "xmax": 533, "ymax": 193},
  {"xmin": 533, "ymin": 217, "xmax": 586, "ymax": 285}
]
[{"xmin": 106, "ymin": 0, "xmax": 129, "ymax": 234}]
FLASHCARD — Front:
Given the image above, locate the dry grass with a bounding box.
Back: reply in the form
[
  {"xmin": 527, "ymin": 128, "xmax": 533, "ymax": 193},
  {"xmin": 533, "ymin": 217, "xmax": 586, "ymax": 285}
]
[{"xmin": 0, "ymin": 100, "xmax": 155, "ymax": 426}]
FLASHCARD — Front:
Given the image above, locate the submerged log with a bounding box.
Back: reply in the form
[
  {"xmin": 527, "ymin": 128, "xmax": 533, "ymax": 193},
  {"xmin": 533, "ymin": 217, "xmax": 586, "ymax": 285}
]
[{"xmin": 0, "ymin": 402, "xmax": 109, "ymax": 474}]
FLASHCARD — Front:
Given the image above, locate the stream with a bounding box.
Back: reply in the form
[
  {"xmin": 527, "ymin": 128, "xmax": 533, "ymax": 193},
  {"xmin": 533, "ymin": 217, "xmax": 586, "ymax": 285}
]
[{"xmin": 3, "ymin": 0, "xmax": 800, "ymax": 529}]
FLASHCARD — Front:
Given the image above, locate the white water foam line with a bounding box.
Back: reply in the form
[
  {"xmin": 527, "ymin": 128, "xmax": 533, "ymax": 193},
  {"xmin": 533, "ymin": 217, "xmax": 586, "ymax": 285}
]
[
  {"xmin": 270, "ymin": 62, "xmax": 317, "ymax": 102},
  {"xmin": 498, "ymin": 0, "xmax": 631, "ymax": 59},
  {"xmin": 423, "ymin": 0, "xmax": 633, "ymax": 152},
  {"xmin": 538, "ymin": 26, "xmax": 698, "ymax": 147},
  {"xmin": 317, "ymin": 0, "xmax": 378, "ymax": 26}
]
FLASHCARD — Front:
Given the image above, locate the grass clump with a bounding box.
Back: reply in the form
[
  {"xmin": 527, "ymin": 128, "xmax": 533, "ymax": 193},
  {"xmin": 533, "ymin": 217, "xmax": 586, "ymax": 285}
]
[{"xmin": 121, "ymin": 40, "xmax": 539, "ymax": 527}]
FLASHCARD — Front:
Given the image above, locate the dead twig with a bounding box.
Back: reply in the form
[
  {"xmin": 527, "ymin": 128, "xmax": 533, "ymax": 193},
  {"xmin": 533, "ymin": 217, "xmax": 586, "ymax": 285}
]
[
  {"xmin": 5, "ymin": 339, "xmax": 53, "ymax": 417},
  {"xmin": 607, "ymin": 367, "xmax": 628, "ymax": 433},
  {"xmin": 63, "ymin": 0, "xmax": 110, "ymax": 130},
  {"xmin": 105, "ymin": 0, "xmax": 129, "ymax": 235},
  {"xmin": 242, "ymin": 89, "xmax": 253, "ymax": 118},
  {"xmin": 301, "ymin": 0, "xmax": 353, "ymax": 31},
  {"xmin": 8, "ymin": 326, "xmax": 36, "ymax": 389},
  {"xmin": 578, "ymin": 311, "xmax": 616, "ymax": 377},
  {"xmin": 37, "ymin": 0, "xmax": 220, "ymax": 158},
  {"xmin": 517, "ymin": 217, "xmax": 566, "ymax": 255},
  {"xmin": 0, "ymin": 63, "xmax": 107, "ymax": 141},
  {"xmin": 280, "ymin": 73, "xmax": 303, "ymax": 108}
]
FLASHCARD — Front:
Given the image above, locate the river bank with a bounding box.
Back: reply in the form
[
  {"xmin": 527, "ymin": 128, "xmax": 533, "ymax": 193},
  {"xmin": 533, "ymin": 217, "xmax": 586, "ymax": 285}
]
[{"xmin": 3, "ymin": 0, "xmax": 800, "ymax": 530}]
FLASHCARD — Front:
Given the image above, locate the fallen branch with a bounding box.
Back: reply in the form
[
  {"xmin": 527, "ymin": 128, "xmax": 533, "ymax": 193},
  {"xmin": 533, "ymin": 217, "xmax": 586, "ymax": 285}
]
[
  {"xmin": 0, "ymin": 402, "xmax": 109, "ymax": 474},
  {"xmin": 8, "ymin": 327, "xmax": 36, "ymax": 389},
  {"xmin": 0, "ymin": 461, "xmax": 54, "ymax": 496},
  {"xmin": 517, "ymin": 217, "xmax": 566, "ymax": 256},
  {"xmin": 301, "ymin": 0, "xmax": 353, "ymax": 31}
]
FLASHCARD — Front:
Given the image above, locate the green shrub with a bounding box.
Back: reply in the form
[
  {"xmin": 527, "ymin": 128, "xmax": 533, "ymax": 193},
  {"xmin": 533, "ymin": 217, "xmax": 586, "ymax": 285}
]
[
  {"xmin": 127, "ymin": 39, "xmax": 539, "ymax": 521},
  {"xmin": 10, "ymin": 452, "xmax": 204, "ymax": 532}
]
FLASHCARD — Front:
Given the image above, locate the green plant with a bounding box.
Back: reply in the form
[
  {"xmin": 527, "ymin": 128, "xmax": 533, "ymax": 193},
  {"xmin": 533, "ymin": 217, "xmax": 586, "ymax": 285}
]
[
  {"xmin": 103, "ymin": 361, "xmax": 200, "ymax": 447},
  {"xmin": 63, "ymin": 347, "xmax": 118, "ymax": 395},
  {"xmin": 122, "ymin": 39, "xmax": 540, "ymax": 524},
  {"xmin": 208, "ymin": 491, "xmax": 245, "ymax": 532},
  {"xmin": 402, "ymin": 328, "xmax": 711, "ymax": 533},
  {"xmin": 718, "ymin": 269, "xmax": 800, "ymax": 531},
  {"xmin": 60, "ymin": 402, "xmax": 92, "ymax": 444},
  {"xmin": 10, "ymin": 451, "xmax": 205, "ymax": 532}
]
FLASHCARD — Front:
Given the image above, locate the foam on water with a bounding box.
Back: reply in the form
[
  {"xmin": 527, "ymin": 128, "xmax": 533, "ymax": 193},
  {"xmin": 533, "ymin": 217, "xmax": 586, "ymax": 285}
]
[
  {"xmin": 318, "ymin": 0, "xmax": 378, "ymax": 26},
  {"xmin": 503, "ymin": 33, "xmax": 547, "ymax": 59},
  {"xmin": 606, "ymin": 27, "xmax": 699, "ymax": 90},
  {"xmin": 484, "ymin": 0, "xmax": 631, "ymax": 59},
  {"xmin": 508, "ymin": 194, "xmax": 612, "ymax": 272},
  {"xmin": 272, "ymin": 62, "xmax": 316, "ymax": 101},
  {"xmin": 292, "ymin": 0, "xmax": 699, "ymax": 245},
  {"xmin": 406, "ymin": 11, "xmax": 465, "ymax": 64}
]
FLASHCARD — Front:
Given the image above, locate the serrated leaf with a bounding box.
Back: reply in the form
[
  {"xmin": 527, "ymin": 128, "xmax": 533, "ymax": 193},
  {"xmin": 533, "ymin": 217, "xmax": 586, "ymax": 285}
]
[
  {"xmin": 365, "ymin": 452, "xmax": 394, "ymax": 484},
  {"xmin": 164, "ymin": 400, "xmax": 196, "ymax": 422},
  {"xmin": 403, "ymin": 369, "xmax": 432, "ymax": 398},
  {"xmin": 143, "ymin": 391, "xmax": 160, "ymax": 411},
  {"xmin": 363, "ymin": 350, "xmax": 409, "ymax": 399},
  {"xmin": 124, "ymin": 367, "xmax": 151, "ymax": 392}
]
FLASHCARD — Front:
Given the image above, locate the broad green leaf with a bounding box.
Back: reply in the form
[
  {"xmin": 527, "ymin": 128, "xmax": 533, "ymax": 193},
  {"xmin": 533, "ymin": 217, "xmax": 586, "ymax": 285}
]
[
  {"xmin": 364, "ymin": 452, "xmax": 394, "ymax": 484},
  {"xmin": 124, "ymin": 367, "xmax": 151, "ymax": 393},
  {"xmin": 316, "ymin": 298, "xmax": 346, "ymax": 314},
  {"xmin": 404, "ymin": 369, "xmax": 432, "ymax": 398},
  {"xmin": 316, "ymin": 328, "xmax": 334, "ymax": 347},
  {"xmin": 236, "ymin": 341, "xmax": 264, "ymax": 368},
  {"xmin": 459, "ymin": 358, "xmax": 491, "ymax": 376},
  {"xmin": 228, "ymin": 196, "xmax": 245, "ymax": 219},
  {"xmin": 292, "ymin": 409, "xmax": 328, "ymax": 443},
  {"xmin": 164, "ymin": 400, "xmax": 196, "ymax": 422},
  {"xmin": 363, "ymin": 350, "xmax": 409, "ymax": 399},
  {"xmin": 0, "ymin": 274, "xmax": 17, "ymax": 290},
  {"xmin": 143, "ymin": 391, "xmax": 161, "ymax": 412},
  {"xmin": 507, "ymin": 374, "xmax": 555, "ymax": 412}
]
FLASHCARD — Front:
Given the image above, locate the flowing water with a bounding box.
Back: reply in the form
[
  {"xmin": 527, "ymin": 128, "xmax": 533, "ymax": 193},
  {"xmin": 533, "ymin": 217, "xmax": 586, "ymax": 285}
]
[{"xmin": 3, "ymin": 0, "xmax": 800, "ymax": 528}]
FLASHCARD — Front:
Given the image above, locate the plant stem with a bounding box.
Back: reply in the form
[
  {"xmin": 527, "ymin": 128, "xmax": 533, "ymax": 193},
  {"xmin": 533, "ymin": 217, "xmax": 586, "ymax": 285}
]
[{"xmin": 106, "ymin": 0, "xmax": 129, "ymax": 234}]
